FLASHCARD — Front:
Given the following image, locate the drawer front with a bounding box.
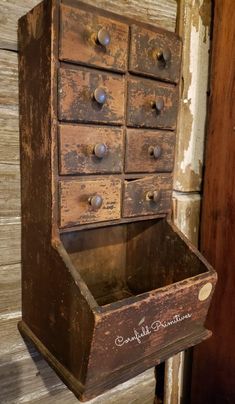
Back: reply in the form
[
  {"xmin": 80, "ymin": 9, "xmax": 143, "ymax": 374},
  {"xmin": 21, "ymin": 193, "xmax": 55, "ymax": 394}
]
[
  {"xmin": 60, "ymin": 178, "xmax": 122, "ymax": 227},
  {"xmin": 59, "ymin": 125, "xmax": 124, "ymax": 175},
  {"xmin": 127, "ymin": 78, "xmax": 178, "ymax": 129},
  {"xmin": 60, "ymin": 4, "xmax": 129, "ymax": 72},
  {"xmin": 129, "ymin": 25, "xmax": 181, "ymax": 83},
  {"xmin": 123, "ymin": 175, "xmax": 172, "ymax": 217},
  {"xmin": 125, "ymin": 129, "xmax": 175, "ymax": 173},
  {"xmin": 58, "ymin": 67, "xmax": 125, "ymax": 125}
]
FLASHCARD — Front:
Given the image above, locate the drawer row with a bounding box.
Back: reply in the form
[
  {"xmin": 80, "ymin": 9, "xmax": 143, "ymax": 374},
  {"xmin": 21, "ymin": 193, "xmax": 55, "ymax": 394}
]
[
  {"xmin": 58, "ymin": 66, "xmax": 179, "ymax": 129},
  {"xmin": 59, "ymin": 175, "xmax": 172, "ymax": 228},
  {"xmin": 59, "ymin": 125, "xmax": 175, "ymax": 175},
  {"xmin": 60, "ymin": 4, "xmax": 181, "ymax": 83}
]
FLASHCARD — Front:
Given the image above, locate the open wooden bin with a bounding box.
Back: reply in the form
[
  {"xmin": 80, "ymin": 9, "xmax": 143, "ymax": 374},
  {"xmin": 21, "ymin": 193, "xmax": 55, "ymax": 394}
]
[{"xmin": 20, "ymin": 218, "xmax": 216, "ymax": 401}]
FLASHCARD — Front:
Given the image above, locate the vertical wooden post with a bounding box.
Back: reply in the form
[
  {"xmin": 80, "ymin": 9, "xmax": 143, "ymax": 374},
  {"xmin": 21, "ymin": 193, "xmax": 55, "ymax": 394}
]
[
  {"xmin": 165, "ymin": 0, "xmax": 212, "ymax": 402},
  {"xmin": 191, "ymin": 1, "xmax": 235, "ymax": 402}
]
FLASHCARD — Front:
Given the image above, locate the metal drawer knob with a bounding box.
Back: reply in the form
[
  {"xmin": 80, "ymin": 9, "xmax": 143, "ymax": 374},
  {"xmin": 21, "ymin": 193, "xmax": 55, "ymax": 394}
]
[
  {"xmin": 97, "ymin": 28, "xmax": 111, "ymax": 47},
  {"xmin": 88, "ymin": 195, "xmax": 103, "ymax": 210},
  {"xmin": 94, "ymin": 143, "xmax": 107, "ymax": 159},
  {"xmin": 157, "ymin": 48, "xmax": 172, "ymax": 64},
  {"xmin": 93, "ymin": 87, "xmax": 107, "ymax": 105},
  {"xmin": 148, "ymin": 145, "xmax": 162, "ymax": 159},
  {"xmin": 146, "ymin": 190, "xmax": 161, "ymax": 204},
  {"xmin": 153, "ymin": 98, "xmax": 164, "ymax": 113}
]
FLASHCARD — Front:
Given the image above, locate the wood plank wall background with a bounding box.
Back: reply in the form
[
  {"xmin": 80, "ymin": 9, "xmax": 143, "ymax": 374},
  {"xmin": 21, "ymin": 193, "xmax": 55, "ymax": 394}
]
[{"xmin": 0, "ymin": 1, "xmax": 212, "ymax": 403}]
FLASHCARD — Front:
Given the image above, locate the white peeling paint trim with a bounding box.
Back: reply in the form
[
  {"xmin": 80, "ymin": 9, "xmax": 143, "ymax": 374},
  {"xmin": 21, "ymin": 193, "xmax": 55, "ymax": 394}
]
[{"xmin": 180, "ymin": 0, "xmax": 210, "ymax": 176}]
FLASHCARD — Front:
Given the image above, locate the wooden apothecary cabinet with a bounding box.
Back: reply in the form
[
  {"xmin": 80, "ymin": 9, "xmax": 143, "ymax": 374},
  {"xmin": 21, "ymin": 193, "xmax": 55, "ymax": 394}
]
[{"xmin": 18, "ymin": 0, "xmax": 217, "ymax": 401}]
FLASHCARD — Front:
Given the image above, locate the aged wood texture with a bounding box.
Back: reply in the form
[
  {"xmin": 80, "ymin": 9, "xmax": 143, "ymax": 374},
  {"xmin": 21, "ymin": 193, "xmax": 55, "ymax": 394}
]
[
  {"xmin": 0, "ymin": 106, "xmax": 19, "ymax": 164},
  {"xmin": 191, "ymin": 1, "xmax": 235, "ymax": 403},
  {"xmin": 123, "ymin": 175, "xmax": 172, "ymax": 217},
  {"xmin": 127, "ymin": 77, "xmax": 178, "ymax": 129},
  {"xmin": 58, "ymin": 66, "xmax": 125, "ymax": 124},
  {"xmin": 129, "ymin": 24, "xmax": 181, "ymax": 83},
  {"xmin": 0, "ymin": 0, "xmax": 177, "ymax": 51},
  {"xmin": 59, "ymin": 124, "xmax": 124, "ymax": 175},
  {"xmin": 0, "ymin": 264, "xmax": 21, "ymax": 314},
  {"xmin": 173, "ymin": 0, "xmax": 212, "ymax": 192},
  {"xmin": 60, "ymin": 4, "xmax": 129, "ymax": 72},
  {"xmin": 60, "ymin": 177, "xmax": 122, "ymax": 227},
  {"xmin": 0, "ymin": 218, "xmax": 21, "ymax": 266},
  {"xmin": 125, "ymin": 129, "xmax": 175, "ymax": 173}
]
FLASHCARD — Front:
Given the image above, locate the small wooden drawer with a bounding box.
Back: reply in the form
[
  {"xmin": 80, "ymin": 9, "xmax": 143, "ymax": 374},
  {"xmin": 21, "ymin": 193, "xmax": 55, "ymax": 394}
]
[
  {"xmin": 59, "ymin": 124, "xmax": 124, "ymax": 175},
  {"xmin": 58, "ymin": 67, "xmax": 125, "ymax": 125},
  {"xmin": 129, "ymin": 25, "xmax": 181, "ymax": 83},
  {"xmin": 125, "ymin": 129, "xmax": 175, "ymax": 173},
  {"xmin": 127, "ymin": 78, "xmax": 178, "ymax": 129},
  {"xmin": 60, "ymin": 4, "xmax": 129, "ymax": 72},
  {"xmin": 123, "ymin": 175, "xmax": 172, "ymax": 217},
  {"xmin": 59, "ymin": 177, "xmax": 122, "ymax": 227}
]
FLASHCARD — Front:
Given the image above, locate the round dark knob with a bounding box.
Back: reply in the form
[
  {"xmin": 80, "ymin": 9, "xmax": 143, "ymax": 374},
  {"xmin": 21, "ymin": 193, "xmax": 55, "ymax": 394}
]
[
  {"xmin": 93, "ymin": 87, "xmax": 107, "ymax": 105},
  {"xmin": 157, "ymin": 48, "xmax": 172, "ymax": 64},
  {"xmin": 94, "ymin": 143, "xmax": 107, "ymax": 159},
  {"xmin": 89, "ymin": 195, "xmax": 103, "ymax": 209},
  {"xmin": 146, "ymin": 190, "xmax": 161, "ymax": 204},
  {"xmin": 97, "ymin": 28, "xmax": 111, "ymax": 47},
  {"xmin": 154, "ymin": 98, "xmax": 164, "ymax": 113},
  {"xmin": 148, "ymin": 145, "xmax": 162, "ymax": 159}
]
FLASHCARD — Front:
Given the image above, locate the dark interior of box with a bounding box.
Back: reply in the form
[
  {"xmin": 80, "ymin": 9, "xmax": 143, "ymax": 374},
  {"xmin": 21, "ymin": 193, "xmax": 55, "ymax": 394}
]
[{"xmin": 60, "ymin": 219, "xmax": 207, "ymax": 306}]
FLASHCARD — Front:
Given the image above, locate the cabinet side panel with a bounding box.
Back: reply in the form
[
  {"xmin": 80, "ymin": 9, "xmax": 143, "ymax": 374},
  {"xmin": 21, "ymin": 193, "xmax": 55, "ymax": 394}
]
[{"xmin": 18, "ymin": 0, "xmax": 94, "ymax": 385}]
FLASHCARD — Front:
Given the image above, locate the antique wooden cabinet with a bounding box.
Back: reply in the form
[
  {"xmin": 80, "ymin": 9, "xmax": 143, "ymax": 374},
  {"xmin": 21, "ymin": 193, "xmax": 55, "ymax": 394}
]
[{"xmin": 18, "ymin": 0, "xmax": 217, "ymax": 401}]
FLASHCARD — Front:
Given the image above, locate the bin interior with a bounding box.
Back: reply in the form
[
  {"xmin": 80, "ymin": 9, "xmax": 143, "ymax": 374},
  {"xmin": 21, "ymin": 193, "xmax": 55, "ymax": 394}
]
[{"xmin": 61, "ymin": 219, "xmax": 207, "ymax": 306}]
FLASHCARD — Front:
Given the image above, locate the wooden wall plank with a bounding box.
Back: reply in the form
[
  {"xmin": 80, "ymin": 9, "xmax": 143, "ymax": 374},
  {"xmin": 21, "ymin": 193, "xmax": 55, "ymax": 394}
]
[
  {"xmin": 0, "ymin": 0, "xmax": 177, "ymax": 51},
  {"xmin": 0, "ymin": 218, "xmax": 21, "ymax": 266},
  {"xmin": 0, "ymin": 50, "xmax": 18, "ymax": 106},
  {"xmin": 0, "ymin": 106, "xmax": 19, "ymax": 164},
  {"xmin": 0, "ymin": 263, "xmax": 21, "ymax": 314},
  {"xmin": 0, "ymin": 163, "xmax": 20, "ymax": 217}
]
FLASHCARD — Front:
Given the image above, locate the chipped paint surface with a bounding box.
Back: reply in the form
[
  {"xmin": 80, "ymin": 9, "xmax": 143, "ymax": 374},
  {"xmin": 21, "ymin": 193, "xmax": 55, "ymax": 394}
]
[{"xmin": 174, "ymin": 0, "xmax": 211, "ymax": 192}]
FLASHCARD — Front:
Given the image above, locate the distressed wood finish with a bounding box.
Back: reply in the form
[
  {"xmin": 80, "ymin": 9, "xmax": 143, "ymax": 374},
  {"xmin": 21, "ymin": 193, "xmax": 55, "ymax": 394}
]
[
  {"xmin": 59, "ymin": 124, "xmax": 124, "ymax": 175},
  {"xmin": 59, "ymin": 177, "xmax": 122, "ymax": 227},
  {"xmin": 191, "ymin": 1, "xmax": 235, "ymax": 403},
  {"xmin": 127, "ymin": 77, "xmax": 178, "ymax": 129},
  {"xmin": 123, "ymin": 175, "xmax": 172, "ymax": 217},
  {"xmin": 125, "ymin": 129, "xmax": 175, "ymax": 173},
  {"xmin": 60, "ymin": 4, "xmax": 129, "ymax": 72},
  {"xmin": 58, "ymin": 66, "xmax": 125, "ymax": 124},
  {"xmin": 129, "ymin": 24, "xmax": 181, "ymax": 83},
  {"xmin": 18, "ymin": 0, "xmax": 217, "ymax": 401}
]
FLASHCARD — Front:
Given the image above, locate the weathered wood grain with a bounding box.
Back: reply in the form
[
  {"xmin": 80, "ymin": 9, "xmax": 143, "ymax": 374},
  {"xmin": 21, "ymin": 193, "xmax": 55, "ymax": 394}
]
[
  {"xmin": 0, "ymin": 0, "xmax": 177, "ymax": 51},
  {"xmin": 0, "ymin": 163, "xmax": 20, "ymax": 217},
  {"xmin": 0, "ymin": 263, "xmax": 21, "ymax": 314},
  {"xmin": 0, "ymin": 218, "xmax": 21, "ymax": 266},
  {"xmin": 0, "ymin": 50, "xmax": 18, "ymax": 107},
  {"xmin": 0, "ymin": 106, "xmax": 19, "ymax": 164}
]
